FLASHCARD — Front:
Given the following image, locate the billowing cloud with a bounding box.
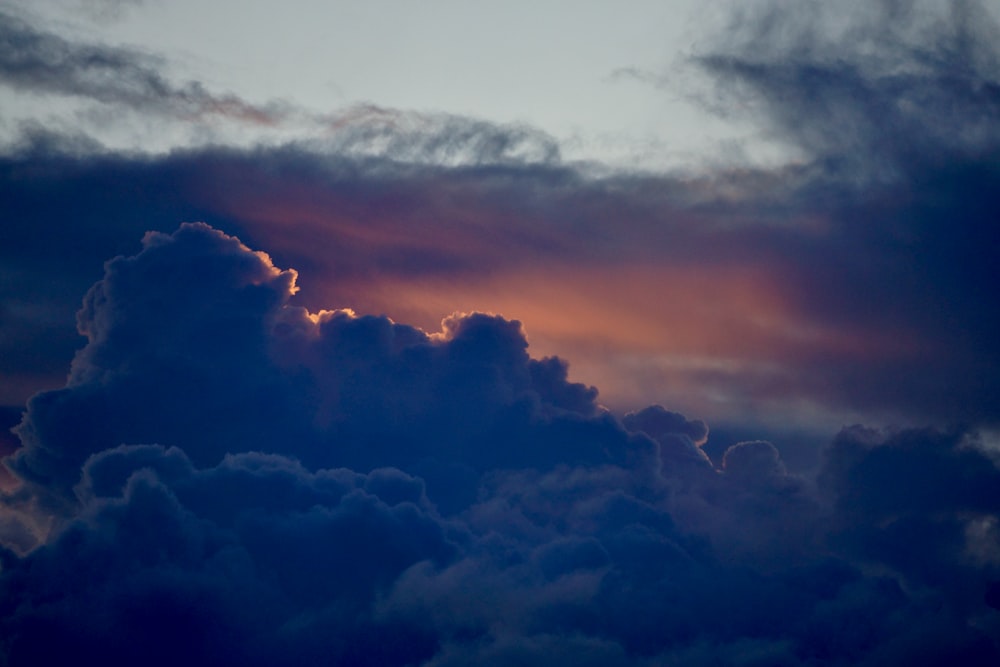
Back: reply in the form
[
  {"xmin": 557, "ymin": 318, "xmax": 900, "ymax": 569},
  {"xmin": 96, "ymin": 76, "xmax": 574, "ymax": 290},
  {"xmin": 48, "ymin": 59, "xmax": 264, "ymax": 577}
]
[
  {"xmin": 1, "ymin": 223, "xmax": 998, "ymax": 665},
  {"xmin": 3, "ymin": 4, "xmax": 1000, "ymax": 660},
  {"xmin": 3, "ymin": 3, "xmax": 1000, "ymax": 439},
  {"xmin": 7, "ymin": 223, "xmax": 632, "ymax": 510}
]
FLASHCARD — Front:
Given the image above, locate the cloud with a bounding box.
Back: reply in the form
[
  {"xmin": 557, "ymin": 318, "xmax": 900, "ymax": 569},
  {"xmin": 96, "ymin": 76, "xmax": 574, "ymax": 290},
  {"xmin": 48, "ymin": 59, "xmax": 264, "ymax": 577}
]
[
  {"xmin": 2, "ymin": 447, "xmax": 454, "ymax": 666},
  {"xmin": 0, "ymin": 9, "xmax": 565, "ymax": 166},
  {"xmin": 2, "ymin": 2, "xmax": 997, "ymax": 433},
  {"xmin": 5, "ymin": 102, "xmax": 1000, "ymax": 436},
  {"xmin": 0, "ymin": 7, "xmax": 285, "ymax": 125},
  {"xmin": 3, "ymin": 4, "xmax": 1000, "ymax": 657},
  {"xmin": 820, "ymin": 425, "xmax": 1000, "ymax": 601},
  {"xmin": 7, "ymin": 223, "xmax": 635, "ymax": 512},
  {"xmin": 695, "ymin": 0, "xmax": 1000, "ymax": 180},
  {"xmin": 682, "ymin": 0, "xmax": 1000, "ymax": 426},
  {"xmin": 319, "ymin": 104, "xmax": 562, "ymax": 166},
  {"xmin": 1, "ymin": 223, "xmax": 998, "ymax": 665}
]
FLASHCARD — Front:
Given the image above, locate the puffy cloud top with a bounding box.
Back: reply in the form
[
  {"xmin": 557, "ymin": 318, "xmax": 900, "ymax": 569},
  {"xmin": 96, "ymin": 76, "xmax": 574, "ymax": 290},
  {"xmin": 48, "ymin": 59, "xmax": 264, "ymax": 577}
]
[{"xmin": 1, "ymin": 223, "xmax": 998, "ymax": 665}]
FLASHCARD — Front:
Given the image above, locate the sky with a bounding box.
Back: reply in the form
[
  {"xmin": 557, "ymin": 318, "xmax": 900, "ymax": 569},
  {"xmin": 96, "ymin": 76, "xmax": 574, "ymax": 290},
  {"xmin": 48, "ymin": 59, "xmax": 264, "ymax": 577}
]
[{"xmin": 1, "ymin": 0, "xmax": 1000, "ymax": 664}]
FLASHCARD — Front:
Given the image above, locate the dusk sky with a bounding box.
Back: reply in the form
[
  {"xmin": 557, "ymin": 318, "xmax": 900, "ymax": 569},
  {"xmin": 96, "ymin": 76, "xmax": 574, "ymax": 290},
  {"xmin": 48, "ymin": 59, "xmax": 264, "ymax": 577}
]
[{"xmin": 2, "ymin": 0, "xmax": 1000, "ymax": 664}]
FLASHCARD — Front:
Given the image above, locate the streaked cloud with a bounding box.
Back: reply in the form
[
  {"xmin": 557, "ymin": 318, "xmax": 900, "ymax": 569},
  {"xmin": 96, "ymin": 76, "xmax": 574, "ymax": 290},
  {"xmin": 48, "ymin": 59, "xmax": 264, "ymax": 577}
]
[{"xmin": 0, "ymin": 7, "xmax": 286, "ymax": 125}]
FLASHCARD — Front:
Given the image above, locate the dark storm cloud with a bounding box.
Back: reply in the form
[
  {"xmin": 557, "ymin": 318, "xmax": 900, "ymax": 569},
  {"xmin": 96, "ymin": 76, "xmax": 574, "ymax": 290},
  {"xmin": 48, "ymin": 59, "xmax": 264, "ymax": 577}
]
[
  {"xmin": 4, "ymin": 4, "xmax": 1000, "ymax": 659},
  {"xmin": 1, "ymin": 224, "xmax": 998, "ymax": 665},
  {"xmin": 3, "ymin": 1, "xmax": 1000, "ymax": 433},
  {"xmin": 820, "ymin": 425, "xmax": 1000, "ymax": 602},
  {"xmin": 1, "ymin": 3, "xmax": 997, "ymax": 429},
  {"xmin": 6, "ymin": 223, "xmax": 636, "ymax": 512},
  {"xmin": 4, "ymin": 113, "xmax": 999, "ymax": 431},
  {"xmin": 0, "ymin": 8, "xmax": 285, "ymax": 124},
  {"xmin": 685, "ymin": 0, "xmax": 1000, "ymax": 422}
]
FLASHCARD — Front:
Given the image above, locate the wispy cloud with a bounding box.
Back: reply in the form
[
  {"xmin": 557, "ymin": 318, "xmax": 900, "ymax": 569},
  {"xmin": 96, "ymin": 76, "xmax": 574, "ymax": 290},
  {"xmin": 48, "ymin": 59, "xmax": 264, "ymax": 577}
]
[
  {"xmin": 694, "ymin": 0, "xmax": 1000, "ymax": 180},
  {"xmin": 0, "ymin": 8, "xmax": 286, "ymax": 124},
  {"xmin": 318, "ymin": 104, "xmax": 562, "ymax": 166}
]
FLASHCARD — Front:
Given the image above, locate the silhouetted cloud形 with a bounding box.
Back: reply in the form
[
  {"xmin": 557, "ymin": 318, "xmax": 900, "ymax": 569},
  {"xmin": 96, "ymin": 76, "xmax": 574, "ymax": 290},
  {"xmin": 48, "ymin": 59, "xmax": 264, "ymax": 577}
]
[
  {"xmin": 3, "ymin": 2, "xmax": 1000, "ymax": 663},
  {"xmin": 0, "ymin": 224, "xmax": 997, "ymax": 665}
]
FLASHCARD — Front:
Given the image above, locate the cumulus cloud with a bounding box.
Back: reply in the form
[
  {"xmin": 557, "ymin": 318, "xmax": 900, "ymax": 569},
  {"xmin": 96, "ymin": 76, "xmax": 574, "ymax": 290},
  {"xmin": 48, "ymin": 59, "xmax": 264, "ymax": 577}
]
[
  {"xmin": 3, "ymin": 5, "xmax": 999, "ymax": 435},
  {"xmin": 3, "ymin": 0, "xmax": 999, "ymax": 441},
  {"xmin": 7, "ymin": 223, "xmax": 632, "ymax": 510},
  {"xmin": 3, "ymin": 4, "xmax": 1000, "ymax": 660},
  {"xmin": 3, "ymin": 119, "xmax": 1000, "ymax": 440},
  {"xmin": 8, "ymin": 105, "xmax": 1000, "ymax": 434},
  {"xmin": 0, "ymin": 223, "xmax": 998, "ymax": 665}
]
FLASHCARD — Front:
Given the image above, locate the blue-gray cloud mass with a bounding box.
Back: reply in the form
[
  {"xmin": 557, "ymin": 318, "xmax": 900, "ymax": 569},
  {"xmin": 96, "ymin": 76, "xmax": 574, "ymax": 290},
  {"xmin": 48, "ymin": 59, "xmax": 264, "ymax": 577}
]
[
  {"xmin": 1, "ymin": 222, "xmax": 998, "ymax": 665},
  {"xmin": 2, "ymin": 1, "xmax": 1000, "ymax": 664}
]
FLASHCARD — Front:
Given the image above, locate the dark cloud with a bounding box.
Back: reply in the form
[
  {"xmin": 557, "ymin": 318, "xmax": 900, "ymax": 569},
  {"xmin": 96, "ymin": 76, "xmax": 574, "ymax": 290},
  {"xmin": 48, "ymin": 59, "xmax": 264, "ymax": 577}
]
[
  {"xmin": 6, "ymin": 223, "xmax": 633, "ymax": 511},
  {"xmin": 685, "ymin": 0, "xmax": 1000, "ymax": 424},
  {"xmin": 0, "ymin": 224, "xmax": 997, "ymax": 665},
  {"xmin": 3, "ymin": 4, "xmax": 1000, "ymax": 660},
  {"xmin": 2, "ymin": 448, "xmax": 453, "ymax": 667},
  {"xmin": 2, "ymin": 120, "xmax": 999, "ymax": 433},
  {"xmin": 6, "ymin": 3, "xmax": 1000, "ymax": 433},
  {"xmin": 820, "ymin": 425, "xmax": 1000, "ymax": 604},
  {"xmin": 8, "ymin": 122, "xmax": 1000, "ymax": 433},
  {"xmin": 3, "ymin": 0, "xmax": 999, "ymax": 440},
  {"xmin": 696, "ymin": 0, "xmax": 1000, "ymax": 180}
]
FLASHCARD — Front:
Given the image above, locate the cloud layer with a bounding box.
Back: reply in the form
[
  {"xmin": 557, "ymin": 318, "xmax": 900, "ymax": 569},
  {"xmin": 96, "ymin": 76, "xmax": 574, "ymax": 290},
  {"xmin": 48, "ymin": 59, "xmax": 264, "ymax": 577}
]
[
  {"xmin": 3, "ymin": 3, "xmax": 1000, "ymax": 662},
  {"xmin": 1, "ymin": 223, "xmax": 998, "ymax": 665},
  {"xmin": 2, "ymin": 4, "xmax": 1000, "ymax": 441}
]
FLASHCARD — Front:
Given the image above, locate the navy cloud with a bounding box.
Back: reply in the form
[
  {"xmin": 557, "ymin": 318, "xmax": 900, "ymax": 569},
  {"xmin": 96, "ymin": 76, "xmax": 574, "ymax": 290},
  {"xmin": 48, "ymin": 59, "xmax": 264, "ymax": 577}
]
[
  {"xmin": 2, "ymin": 1, "xmax": 1000, "ymax": 439},
  {"xmin": 9, "ymin": 223, "xmax": 636, "ymax": 509},
  {"xmin": 2, "ymin": 447, "xmax": 452, "ymax": 667},
  {"xmin": 0, "ymin": 223, "xmax": 998, "ymax": 665},
  {"xmin": 0, "ymin": 2, "xmax": 999, "ymax": 663}
]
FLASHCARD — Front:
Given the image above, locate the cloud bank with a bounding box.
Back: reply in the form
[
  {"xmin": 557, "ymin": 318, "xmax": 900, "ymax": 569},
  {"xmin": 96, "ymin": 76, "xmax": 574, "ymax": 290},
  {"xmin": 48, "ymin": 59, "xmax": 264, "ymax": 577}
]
[
  {"xmin": 4, "ymin": 3, "xmax": 1000, "ymax": 442},
  {"xmin": 1, "ymin": 223, "xmax": 998, "ymax": 665},
  {"xmin": 3, "ymin": 2, "xmax": 1000, "ymax": 661}
]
